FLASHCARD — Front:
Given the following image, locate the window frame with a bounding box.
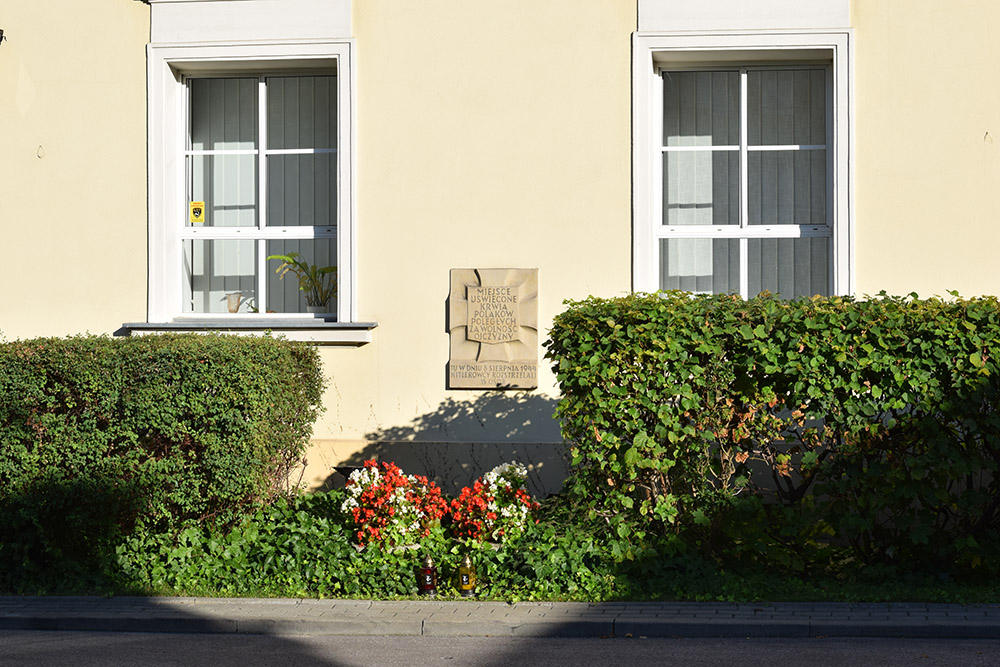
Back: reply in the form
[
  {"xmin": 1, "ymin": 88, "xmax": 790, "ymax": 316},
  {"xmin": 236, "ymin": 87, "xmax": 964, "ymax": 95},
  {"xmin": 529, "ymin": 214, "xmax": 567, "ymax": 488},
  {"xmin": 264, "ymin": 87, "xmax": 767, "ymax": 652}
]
[
  {"xmin": 632, "ymin": 30, "xmax": 854, "ymax": 297},
  {"xmin": 181, "ymin": 72, "xmax": 339, "ymax": 316},
  {"xmin": 147, "ymin": 40, "xmax": 356, "ymax": 325}
]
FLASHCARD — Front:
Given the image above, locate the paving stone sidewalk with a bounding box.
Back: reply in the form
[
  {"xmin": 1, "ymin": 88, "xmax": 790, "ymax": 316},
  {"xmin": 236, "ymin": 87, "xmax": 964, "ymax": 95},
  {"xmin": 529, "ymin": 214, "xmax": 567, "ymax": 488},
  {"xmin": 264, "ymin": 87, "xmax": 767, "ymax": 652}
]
[{"xmin": 2, "ymin": 597, "xmax": 1000, "ymax": 639}]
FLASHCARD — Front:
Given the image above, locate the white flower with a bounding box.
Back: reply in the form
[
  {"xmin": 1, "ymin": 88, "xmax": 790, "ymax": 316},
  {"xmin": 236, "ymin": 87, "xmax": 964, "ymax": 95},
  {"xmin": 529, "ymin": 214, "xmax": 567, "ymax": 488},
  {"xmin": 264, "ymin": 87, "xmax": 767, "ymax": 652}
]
[{"xmin": 484, "ymin": 461, "xmax": 528, "ymax": 490}]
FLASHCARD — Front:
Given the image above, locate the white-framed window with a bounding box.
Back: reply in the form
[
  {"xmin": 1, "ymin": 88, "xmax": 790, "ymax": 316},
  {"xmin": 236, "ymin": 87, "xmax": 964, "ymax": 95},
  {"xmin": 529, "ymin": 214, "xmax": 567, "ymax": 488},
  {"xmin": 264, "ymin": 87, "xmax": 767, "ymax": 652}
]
[
  {"xmin": 182, "ymin": 73, "xmax": 338, "ymax": 315},
  {"xmin": 633, "ymin": 31, "xmax": 853, "ymax": 298},
  {"xmin": 147, "ymin": 40, "xmax": 355, "ymax": 324}
]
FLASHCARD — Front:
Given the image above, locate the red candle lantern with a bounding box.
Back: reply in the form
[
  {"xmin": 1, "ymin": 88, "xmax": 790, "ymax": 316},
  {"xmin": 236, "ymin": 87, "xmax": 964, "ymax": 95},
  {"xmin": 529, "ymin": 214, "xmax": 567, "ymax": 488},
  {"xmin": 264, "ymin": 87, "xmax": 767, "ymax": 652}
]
[{"xmin": 418, "ymin": 554, "xmax": 438, "ymax": 596}]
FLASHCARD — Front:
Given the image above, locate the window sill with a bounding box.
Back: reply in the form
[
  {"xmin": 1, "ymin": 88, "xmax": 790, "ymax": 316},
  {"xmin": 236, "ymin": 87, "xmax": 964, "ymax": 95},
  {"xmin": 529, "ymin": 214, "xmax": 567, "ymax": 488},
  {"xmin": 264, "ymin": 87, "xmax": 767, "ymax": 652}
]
[{"xmin": 121, "ymin": 318, "xmax": 377, "ymax": 346}]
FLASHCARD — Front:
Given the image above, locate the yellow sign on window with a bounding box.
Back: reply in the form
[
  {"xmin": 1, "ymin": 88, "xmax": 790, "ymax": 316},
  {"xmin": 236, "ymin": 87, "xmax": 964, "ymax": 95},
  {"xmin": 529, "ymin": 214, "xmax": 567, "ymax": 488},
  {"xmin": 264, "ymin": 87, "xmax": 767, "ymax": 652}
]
[{"xmin": 189, "ymin": 201, "xmax": 206, "ymax": 224}]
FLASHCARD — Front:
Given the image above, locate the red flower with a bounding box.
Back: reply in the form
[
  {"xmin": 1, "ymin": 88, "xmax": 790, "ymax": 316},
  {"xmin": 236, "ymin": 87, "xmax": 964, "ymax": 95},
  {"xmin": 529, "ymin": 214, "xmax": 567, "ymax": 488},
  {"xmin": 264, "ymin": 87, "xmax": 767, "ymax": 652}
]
[
  {"xmin": 449, "ymin": 468, "xmax": 538, "ymax": 542},
  {"xmin": 343, "ymin": 460, "xmax": 447, "ymax": 547}
]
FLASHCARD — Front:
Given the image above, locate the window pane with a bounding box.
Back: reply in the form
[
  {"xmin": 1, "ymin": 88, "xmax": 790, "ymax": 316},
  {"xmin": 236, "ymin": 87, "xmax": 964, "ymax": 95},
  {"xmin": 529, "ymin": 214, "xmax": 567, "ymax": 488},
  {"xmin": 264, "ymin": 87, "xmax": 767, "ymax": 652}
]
[
  {"xmin": 663, "ymin": 151, "xmax": 739, "ymax": 226},
  {"xmin": 747, "ymin": 69, "xmax": 826, "ymax": 146},
  {"xmin": 190, "ymin": 78, "xmax": 258, "ymax": 151},
  {"xmin": 267, "ymin": 76, "xmax": 337, "ymax": 150},
  {"xmin": 662, "ymin": 70, "xmax": 739, "ymax": 227},
  {"xmin": 184, "ymin": 240, "xmax": 257, "ymax": 314},
  {"xmin": 748, "ymin": 237, "xmax": 829, "ymax": 298},
  {"xmin": 662, "ymin": 71, "xmax": 739, "ymax": 147},
  {"xmin": 266, "ymin": 239, "xmax": 337, "ymax": 314},
  {"xmin": 267, "ymin": 154, "xmax": 336, "ymax": 227},
  {"xmin": 748, "ymin": 149, "xmax": 826, "ymax": 225},
  {"xmin": 659, "ymin": 238, "xmax": 739, "ymax": 294},
  {"xmin": 188, "ymin": 154, "xmax": 258, "ymax": 227}
]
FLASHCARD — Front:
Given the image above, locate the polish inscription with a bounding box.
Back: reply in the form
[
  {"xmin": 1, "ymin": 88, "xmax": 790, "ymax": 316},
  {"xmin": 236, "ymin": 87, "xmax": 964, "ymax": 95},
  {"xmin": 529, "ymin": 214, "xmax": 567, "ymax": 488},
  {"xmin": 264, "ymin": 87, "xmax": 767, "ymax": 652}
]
[
  {"xmin": 449, "ymin": 362, "xmax": 537, "ymax": 388},
  {"xmin": 467, "ymin": 286, "xmax": 520, "ymax": 344},
  {"xmin": 448, "ymin": 268, "xmax": 538, "ymax": 390}
]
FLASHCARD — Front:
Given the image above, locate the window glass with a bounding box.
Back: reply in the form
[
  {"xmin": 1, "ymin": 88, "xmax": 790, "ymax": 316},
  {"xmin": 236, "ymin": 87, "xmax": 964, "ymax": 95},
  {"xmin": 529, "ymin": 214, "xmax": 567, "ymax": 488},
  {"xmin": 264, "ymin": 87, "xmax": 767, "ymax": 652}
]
[
  {"xmin": 659, "ymin": 66, "xmax": 831, "ymax": 298},
  {"xmin": 748, "ymin": 237, "xmax": 829, "ymax": 298},
  {"xmin": 267, "ymin": 76, "xmax": 337, "ymax": 150},
  {"xmin": 184, "ymin": 239, "xmax": 257, "ymax": 313},
  {"xmin": 189, "ymin": 78, "xmax": 258, "ymax": 150},
  {"xmin": 747, "ymin": 69, "xmax": 826, "ymax": 146},
  {"xmin": 663, "ymin": 71, "xmax": 739, "ymax": 147},
  {"xmin": 747, "ymin": 149, "xmax": 826, "ymax": 225},
  {"xmin": 267, "ymin": 154, "xmax": 336, "ymax": 227},
  {"xmin": 659, "ymin": 238, "xmax": 740, "ymax": 294},
  {"xmin": 662, "ymin": 71, "xmax": 739, "ymax": 227},
  {"xmin": 182, "ymin": 74, "xmax": 339, "ymax": 315},
  {"xmin": 187, "ymin": 78, "xmax": 259, "ymax": 228},
  {"xmin": 266, "ymin": 238, "xmax": 337, "ymax": 313},
  {"xmin": 188, "ymin": 154, "xmax": 258, "ymax": 227},
  {"xmin": 663, "ymin": 151, "xmax": 739, "ymax": 226}
]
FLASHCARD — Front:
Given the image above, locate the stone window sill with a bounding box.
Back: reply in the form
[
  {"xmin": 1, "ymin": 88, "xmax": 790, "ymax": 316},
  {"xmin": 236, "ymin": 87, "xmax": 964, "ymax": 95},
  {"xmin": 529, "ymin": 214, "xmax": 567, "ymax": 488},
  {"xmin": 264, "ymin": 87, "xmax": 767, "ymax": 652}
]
[{"xmin": 120, "ymin": 318, "xmax": 377, "ymax": 346}]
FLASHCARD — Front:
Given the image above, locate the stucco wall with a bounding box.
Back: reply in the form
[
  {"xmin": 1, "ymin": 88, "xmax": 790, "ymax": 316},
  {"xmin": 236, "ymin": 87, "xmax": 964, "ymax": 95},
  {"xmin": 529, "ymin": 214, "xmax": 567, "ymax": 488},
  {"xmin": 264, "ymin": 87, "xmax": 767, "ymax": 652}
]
[
  {"xmin": 0, "ymin": 0, "xmax": 149, "ymax": 340},
  {"xmin": 9, "ymin": 1, "xmax": 1000, "ymax": 492},
  {"xmin": 852, "ymin": 0, "xmax": 1000, "ymax": 297},
  {"xmin": 302, "ymin": 0, "xmax": 635, "ymax": 491}
]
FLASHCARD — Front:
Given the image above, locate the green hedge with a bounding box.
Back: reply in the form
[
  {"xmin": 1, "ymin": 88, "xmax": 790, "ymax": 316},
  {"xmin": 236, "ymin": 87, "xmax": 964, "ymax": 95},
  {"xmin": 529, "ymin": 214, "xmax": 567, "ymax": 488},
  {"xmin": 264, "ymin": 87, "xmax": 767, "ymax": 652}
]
[
  {"xmin": 544, "ymin": 292, "xmax": 1000, "ymax": 571},
  {"xmin": 0, "ymin": 333, "xmax": 324, "ymax": 591}
]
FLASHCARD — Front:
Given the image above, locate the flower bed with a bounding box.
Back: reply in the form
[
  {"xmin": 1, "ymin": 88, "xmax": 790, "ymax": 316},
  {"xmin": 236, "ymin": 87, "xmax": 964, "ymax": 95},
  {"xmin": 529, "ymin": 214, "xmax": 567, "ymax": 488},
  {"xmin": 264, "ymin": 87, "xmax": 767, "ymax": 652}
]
[
  {"xmin": 450, "ymin": 462, "xmax": 539, "ymax": 541},
  {"xmin": 340, "ymin": 461, "xmax": 448, "ymax": 546}
]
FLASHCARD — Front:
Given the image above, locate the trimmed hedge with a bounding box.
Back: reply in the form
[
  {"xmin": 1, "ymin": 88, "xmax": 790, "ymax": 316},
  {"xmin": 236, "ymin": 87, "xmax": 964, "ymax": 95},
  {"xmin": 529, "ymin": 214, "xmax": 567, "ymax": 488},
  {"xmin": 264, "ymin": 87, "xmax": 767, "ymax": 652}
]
[
  {"xmin": 545, "ymin": 292, "xmax": 1000, "ymax": 571},
  {"xmin": 0, "ymin": 333, "xmax": 324, "ymax": 591}
]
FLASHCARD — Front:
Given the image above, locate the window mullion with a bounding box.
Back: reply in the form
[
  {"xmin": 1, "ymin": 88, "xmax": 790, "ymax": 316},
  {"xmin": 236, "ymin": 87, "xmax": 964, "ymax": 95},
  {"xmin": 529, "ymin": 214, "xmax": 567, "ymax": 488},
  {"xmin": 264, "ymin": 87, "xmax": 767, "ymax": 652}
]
[
  {"xmin": 257, "ymin": 75, "xmax": 268, "ymax": 314},
  {"xmin": 183, "ymin": 80, "xmax": 195, "ymax": 316},
  {"xmin": 739, "ymin": 67, "xmax": 750, "ymax": 298},
  {"xmin": 183, "ymin": 79, "xmax": 192, "ymax": 232},
  {"xmin": 827, "ymin": 66, "xmax": 836, "ymax": 290}
]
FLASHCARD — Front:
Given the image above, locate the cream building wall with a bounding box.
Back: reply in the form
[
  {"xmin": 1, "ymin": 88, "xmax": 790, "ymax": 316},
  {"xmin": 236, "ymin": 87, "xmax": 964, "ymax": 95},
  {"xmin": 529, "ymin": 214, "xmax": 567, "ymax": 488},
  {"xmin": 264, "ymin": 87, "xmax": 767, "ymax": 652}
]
[
  {"xmin": 852, "ymin": 0, "xmax": 1000, "ymax": 297},
  {"xmin": 0, "ymin": 0, "xmax": 149, "ymax": 339},
  {"xmin": 305, "ymin": 0, "xmax": 635, "ymax": 491},
  {"xmin": 5, "ymin": 0, "xmax": 1000, "ymax": 493}
]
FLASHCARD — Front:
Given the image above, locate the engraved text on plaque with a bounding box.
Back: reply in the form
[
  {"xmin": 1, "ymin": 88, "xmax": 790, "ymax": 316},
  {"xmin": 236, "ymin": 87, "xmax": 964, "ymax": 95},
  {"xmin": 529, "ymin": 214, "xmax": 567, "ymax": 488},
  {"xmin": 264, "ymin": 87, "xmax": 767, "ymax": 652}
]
[{"xmin": 448, "ymin": 269, "xmax": 538, "ymax": 389}]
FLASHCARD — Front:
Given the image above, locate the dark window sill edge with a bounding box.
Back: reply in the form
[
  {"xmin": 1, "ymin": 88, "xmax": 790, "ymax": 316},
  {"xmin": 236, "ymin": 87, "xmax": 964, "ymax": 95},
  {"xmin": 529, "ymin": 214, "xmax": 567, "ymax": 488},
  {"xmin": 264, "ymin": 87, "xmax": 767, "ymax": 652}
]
[{"xmin": 118, "ymin": 320, "xmax": 378, "ymax": 346}]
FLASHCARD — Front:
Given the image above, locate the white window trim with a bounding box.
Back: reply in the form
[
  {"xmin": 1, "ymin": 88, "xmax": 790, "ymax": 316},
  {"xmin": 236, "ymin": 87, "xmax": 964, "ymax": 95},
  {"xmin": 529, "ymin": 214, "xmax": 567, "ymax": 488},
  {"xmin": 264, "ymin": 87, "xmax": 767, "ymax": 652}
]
[
  {"xmin": 124, "ymin": 319, "xmax": 376, "ymax": 346},
  {"xmin": 632, "ymin": 30, "xmax": 854, "ymax": 297},
  {"xmin": 147, "ymin": 39, "xmax": 357, "ymax": 325}
]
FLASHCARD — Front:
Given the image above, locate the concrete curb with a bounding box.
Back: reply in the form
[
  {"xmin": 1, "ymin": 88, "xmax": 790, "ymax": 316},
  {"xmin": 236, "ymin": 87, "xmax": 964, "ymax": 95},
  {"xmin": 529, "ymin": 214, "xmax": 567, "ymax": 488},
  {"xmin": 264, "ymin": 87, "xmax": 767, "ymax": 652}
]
[{"xmin": 1, "ymin": 597, "xmax": 999, "ymax": 639}]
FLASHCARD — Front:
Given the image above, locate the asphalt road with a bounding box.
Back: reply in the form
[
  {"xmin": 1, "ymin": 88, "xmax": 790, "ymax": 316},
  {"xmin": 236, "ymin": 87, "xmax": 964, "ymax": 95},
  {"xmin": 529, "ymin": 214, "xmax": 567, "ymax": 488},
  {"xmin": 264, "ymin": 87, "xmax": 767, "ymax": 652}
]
[{"xmin": 2, "ymin": 632, "xmax": 999, "ymax": 667}]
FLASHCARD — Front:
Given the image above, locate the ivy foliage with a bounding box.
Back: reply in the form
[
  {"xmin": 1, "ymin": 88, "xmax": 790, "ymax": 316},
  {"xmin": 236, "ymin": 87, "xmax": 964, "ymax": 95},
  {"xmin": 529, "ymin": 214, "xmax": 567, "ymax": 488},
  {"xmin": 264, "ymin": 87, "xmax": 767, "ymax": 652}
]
[
  {"xmin": 113, "ymin": 489, "xmax": 620, "ymax": 601},
  {"xmin": 105, "ymin": 488, "xmax": 1000, "ymax": 602},
  {"xmin": 0, "ymin": 333, "xmax": 324, "ymax": 592},
  {"xmin": 544, "ymin": 291, "xmax": 1000, "ymax": 571}
]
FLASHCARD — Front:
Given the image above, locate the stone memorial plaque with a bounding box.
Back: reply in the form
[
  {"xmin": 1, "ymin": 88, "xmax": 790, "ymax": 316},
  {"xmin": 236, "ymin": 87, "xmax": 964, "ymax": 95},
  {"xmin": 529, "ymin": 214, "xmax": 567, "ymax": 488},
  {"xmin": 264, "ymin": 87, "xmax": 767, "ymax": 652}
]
[{"xmin": 448, "ymin": 268, "xmax": 538, "ymax": 389}]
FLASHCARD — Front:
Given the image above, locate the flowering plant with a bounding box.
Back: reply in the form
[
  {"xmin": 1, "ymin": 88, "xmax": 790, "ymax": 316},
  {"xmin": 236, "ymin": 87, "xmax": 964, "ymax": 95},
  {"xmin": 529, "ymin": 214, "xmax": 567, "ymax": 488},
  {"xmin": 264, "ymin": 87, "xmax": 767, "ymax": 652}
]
[
  {"xmin": 450, "ymin": 462, "xmax": 540, "ymax": 542},
  {"xmin": 340, "ymin": 460, "xmax": 448, "ymax": 547}
]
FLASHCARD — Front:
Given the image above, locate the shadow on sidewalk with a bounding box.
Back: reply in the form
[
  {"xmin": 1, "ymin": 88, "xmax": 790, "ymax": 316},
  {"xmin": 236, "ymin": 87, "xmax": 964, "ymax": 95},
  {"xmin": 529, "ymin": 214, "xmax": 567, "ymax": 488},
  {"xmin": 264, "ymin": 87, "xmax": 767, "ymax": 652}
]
[{"xmin": 1, "ymin": 614, "xmax": 350, "ymax": 666}]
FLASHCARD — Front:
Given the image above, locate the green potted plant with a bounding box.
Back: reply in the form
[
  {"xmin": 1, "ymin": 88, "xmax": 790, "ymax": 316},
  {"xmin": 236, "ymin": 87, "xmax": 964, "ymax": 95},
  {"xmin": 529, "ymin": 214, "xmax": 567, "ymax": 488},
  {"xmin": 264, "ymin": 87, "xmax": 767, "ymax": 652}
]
[{"xmin": 267, "ymin": 252, "xmax": 337, "ymax": 313}]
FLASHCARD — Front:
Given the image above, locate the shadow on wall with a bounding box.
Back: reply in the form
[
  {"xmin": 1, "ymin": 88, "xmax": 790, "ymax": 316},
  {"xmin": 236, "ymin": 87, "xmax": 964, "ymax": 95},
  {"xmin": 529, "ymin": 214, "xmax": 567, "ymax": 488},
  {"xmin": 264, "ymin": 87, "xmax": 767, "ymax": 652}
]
[{"xmin": 322, "ymin": 392, "xmax": 571, "ymax": 498}]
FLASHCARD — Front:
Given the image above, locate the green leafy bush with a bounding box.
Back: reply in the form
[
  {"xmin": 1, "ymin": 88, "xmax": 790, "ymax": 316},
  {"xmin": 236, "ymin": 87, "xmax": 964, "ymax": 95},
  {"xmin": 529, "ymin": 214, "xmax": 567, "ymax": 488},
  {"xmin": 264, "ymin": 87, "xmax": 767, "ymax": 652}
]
[
  {"xmin": 117, "ymin": 492, "xmax": 359, "ymax": 597},
  {"xmin": 0, "ymin": 333, "xmax": 324, "ymax": 592},
  {"xmin": 545, "ymin": 291, "xmax": 1000, "ymax": 572},
  {"xmin": 112, "ymin": 489, "xmax": 618, "ymax": 601},
  {"xmin": 108, "ymin": 486, "xmax": 1000, "ymax": 602}
]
